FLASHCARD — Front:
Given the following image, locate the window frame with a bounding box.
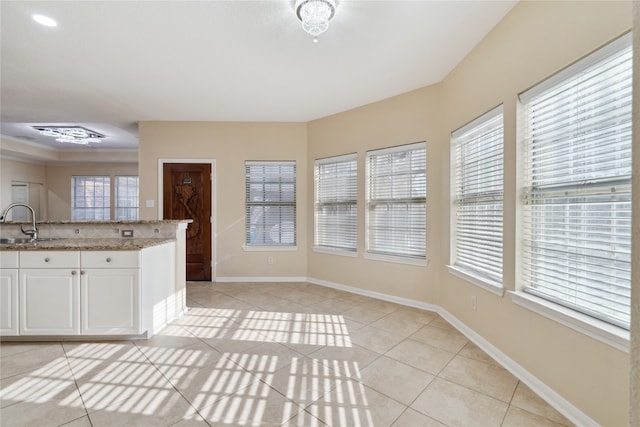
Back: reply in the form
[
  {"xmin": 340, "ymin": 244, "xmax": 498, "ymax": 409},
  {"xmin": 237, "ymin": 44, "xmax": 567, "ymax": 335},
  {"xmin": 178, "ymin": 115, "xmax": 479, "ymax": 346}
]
[
  {"xmin": 448, "ymin": 105, "xmax": 504, "ymax": 295},
  {"xmin": 365, "ymin": 142, "xmax": 427, "ymax": 264},
  {"xmin": 244, "ymin": 161, "xmax": 297, "ymax": 250},
  {"xmin": 71, "ymin": 176, "xmax": 111, "ymax": 221},
  {"xmin": 115, "ymin": 176, "xmax": 139, "ymax": 221},
  {"xmin": 314, "ymin": 153, "xmax": 358, "ymax": 255},
  {"xmin": 517, "ymin": 32, "xmax": 632, "ymax": 332}
]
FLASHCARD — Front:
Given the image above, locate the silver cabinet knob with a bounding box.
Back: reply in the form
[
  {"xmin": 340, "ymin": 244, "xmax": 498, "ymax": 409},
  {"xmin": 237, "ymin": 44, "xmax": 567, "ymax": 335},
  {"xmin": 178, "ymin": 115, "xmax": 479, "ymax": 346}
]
[
  {"xmin": 44, "ymin": 257, "xmax": 50, "ymax": 263},
  {"xmin": 80, "ymin": 270, "xmax": 85, "ymax": 275},
  {"xmin": 106, "ymin": 257, "xmax": 112, "ymax": 263},
  {"xmin": 71, "ymin": 270, "xmax": 77, "ymax": 275}
]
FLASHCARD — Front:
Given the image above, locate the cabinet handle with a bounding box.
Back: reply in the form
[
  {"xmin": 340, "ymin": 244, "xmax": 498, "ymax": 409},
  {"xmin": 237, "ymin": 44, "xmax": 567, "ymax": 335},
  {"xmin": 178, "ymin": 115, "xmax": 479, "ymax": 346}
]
[
  {"xmin": 80, "ymin": 270, "xmax": 85, "ymax": 275},
  {"xmin": 44, "ymin": 257, "xmax": 50, "ymax": 263},
  {"xmin": 106, "ymin": 257, "xmax": 112, "ymax": 263},
  {"xmin": 71, "ymin": 270, "xmax": 77, "ymax": 275}
]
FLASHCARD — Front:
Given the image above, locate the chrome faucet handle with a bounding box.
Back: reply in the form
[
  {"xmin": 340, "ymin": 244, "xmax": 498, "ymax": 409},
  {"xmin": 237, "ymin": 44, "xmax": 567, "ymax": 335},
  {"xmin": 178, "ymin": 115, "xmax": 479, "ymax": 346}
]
[{"xmin": 21, "ymin": 225, "xmax": 38, "ymax": 240}]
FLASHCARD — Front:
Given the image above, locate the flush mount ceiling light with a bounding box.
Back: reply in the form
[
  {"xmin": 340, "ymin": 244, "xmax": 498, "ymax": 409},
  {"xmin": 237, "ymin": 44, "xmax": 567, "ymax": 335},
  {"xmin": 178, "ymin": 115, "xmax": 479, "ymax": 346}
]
[
  {"xmin": 295, "ymin": 0, "xmax": 336, "ymax": 41},
  {"xmin": 32, "ymin": 14, "xmax": 57, "ymax": 27},
  {"xmin": 33, "ymin": 126, "xmax": 104, "ymax": 145}
]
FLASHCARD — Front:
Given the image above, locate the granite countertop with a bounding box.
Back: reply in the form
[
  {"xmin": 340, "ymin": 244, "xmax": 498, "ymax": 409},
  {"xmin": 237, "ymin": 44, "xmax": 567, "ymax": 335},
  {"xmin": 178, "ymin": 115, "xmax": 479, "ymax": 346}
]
[
  {"xmin": 0, "ymin": 238, "xmax": 175, "ymax": 251},
  {"xmin": 0, "ymin": 220, "xmax": 192, "ymax": 225}
]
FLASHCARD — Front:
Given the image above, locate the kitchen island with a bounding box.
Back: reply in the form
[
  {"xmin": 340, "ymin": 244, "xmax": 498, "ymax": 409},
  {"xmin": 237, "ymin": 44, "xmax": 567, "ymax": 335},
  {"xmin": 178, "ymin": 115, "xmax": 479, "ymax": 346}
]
[{"xmin": 0, "ymin": 220, "xmax": 190, "ymax": 340}]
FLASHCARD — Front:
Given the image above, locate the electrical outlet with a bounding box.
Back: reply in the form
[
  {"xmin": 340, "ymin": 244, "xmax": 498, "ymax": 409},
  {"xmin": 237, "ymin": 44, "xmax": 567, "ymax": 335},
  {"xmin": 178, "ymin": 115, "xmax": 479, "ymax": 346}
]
[
  {"xmin": 122, "ymin": 229, "xmax": 134, "ymax": 237},
  {"xmin": 267, "ymin": 256, "xmax": 274, "ymax": 265},
  {"xmin": 471, "ymin": 295, "xmax": 477, "ymax": 311}
]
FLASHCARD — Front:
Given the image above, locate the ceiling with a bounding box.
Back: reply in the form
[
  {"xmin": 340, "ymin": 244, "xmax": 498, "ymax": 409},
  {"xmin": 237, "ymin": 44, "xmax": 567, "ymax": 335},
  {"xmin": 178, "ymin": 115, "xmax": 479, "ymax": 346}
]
[{"xmin": 1, "ymin": 1, "xmax": 517, "ymax": 152}]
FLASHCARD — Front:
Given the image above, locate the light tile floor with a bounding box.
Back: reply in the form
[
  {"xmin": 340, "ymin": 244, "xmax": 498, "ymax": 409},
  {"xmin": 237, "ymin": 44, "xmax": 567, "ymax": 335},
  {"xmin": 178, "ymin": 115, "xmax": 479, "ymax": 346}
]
[{"xmin": 0, "ymin": 282, "xmax": 574, "ymax": 427}]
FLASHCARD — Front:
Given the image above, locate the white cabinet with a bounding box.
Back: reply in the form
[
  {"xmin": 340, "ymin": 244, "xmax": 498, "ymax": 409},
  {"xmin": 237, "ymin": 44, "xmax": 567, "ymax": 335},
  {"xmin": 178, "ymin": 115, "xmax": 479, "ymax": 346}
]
[
  {"xmin": 19, "ymin": 251, "xmax": 81, "ymax": 335},
  {"xmin": 20, "ymin": 269, "xmax": 80, "ymax": 335},
  {"xmin": 0, "ymin": 242, "xmax": 176, "ymax": 339},
  {"xmin": 81, "ymin": 251, "xmax": 140, "ymax": 335},
  {"xmin": 0, "ymin": 252, "xmax": 19, "ymax": 335}
]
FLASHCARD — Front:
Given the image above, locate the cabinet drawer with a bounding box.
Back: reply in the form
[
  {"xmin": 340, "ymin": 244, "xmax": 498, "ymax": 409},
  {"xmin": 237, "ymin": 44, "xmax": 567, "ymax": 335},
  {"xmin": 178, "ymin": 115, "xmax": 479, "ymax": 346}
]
[
  {"xmin": 20, "ymin": 251, "xmax": 80, "ymax": 269},
  {"xmin": 1, "ymin": 251, "xmax": 19, "ymax": 269},
  {"xmin": 81, "ymin": 251, "xmax": 139, "ymax": 269}
]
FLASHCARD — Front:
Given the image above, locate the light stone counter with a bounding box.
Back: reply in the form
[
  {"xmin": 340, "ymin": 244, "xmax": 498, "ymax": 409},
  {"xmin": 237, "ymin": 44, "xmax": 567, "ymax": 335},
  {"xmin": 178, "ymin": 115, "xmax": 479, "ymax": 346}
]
[{"xmin": 0, "ymin": 238, "xmax": 175, "ymax": 251}]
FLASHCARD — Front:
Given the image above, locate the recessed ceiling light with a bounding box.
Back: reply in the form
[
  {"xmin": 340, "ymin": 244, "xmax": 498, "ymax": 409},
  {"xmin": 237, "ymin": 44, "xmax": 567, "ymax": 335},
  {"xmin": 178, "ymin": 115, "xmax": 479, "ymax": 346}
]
[{"xmin": 32, "ymin": 14, "xmax": 57, "ymax": 27}]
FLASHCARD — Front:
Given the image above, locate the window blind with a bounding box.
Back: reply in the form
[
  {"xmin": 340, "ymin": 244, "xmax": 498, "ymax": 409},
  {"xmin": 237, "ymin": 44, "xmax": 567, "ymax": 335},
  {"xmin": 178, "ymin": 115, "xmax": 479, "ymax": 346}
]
[
  {"xmin": 451, "ymin": 106, "xmax": 503, "ymax": 284},
  {"xmin": 314, "ymin": 154, "xmax": 358, "ymax": 251},
  {"xmin": 520, "ymin": 33, "xmax": 632, "ymax": 329},
  {"xmin": 366, "ymin": 142, "xmax": 426, "ymax": 259},
  {"xmin": 72, "ymin": 176, "xmax": 110, "ymax": 221},
  {"xmin": 115, "ymin": 176, "xmax": 139, "ymax": 220},
  {"xmin": 245, "ymin": 161, "xmax": 296, "ymax": 246}
]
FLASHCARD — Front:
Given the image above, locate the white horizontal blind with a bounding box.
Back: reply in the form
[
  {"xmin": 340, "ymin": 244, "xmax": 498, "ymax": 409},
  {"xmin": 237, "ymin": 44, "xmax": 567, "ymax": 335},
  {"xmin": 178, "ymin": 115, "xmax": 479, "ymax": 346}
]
[
  {"xmin": 315, "ymin": 154, "xmax": 358, "ymax": 251},
  {"xmin": 521, "ymin": 33, "xmax": 632, "ymax": 329},
  {"xmin": 72, "ymin": 176, "xmax": 110, "ymax": 221},
  {"xmin": 452, "ymin": 106, "xmax": 503, "ymax": 284},
  {"xmin": 366, "ymin": 142, "xmax": 426, "ymax": 259},
  {"xmin": 245, "ymin": 161, "xmax": 296, "ymax": 246},
  {"xmin": 115, "ymin": 176, "xmax": 139, "ymax": 220}
]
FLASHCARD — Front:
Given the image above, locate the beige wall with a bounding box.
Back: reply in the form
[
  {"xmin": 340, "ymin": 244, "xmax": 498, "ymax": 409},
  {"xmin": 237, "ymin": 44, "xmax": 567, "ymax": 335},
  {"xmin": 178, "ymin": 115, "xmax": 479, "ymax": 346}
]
[
  {"xmin": 305, "ymin": 1, "xmax": 631, "ymax": 425},
  {"xmin": 46, "ymin": 163, "xmax": 138, "ymax": 220},
  {"xmin": 438, "ymin": 1, "xmax": 631, "ymax": 425},
  {"xmin": 138, "ymin": 121, "xmax": 308, "ymax": 279},
  {"xmin": 306, "ymin": 85, "xmax": 442, "ymax": 303}
]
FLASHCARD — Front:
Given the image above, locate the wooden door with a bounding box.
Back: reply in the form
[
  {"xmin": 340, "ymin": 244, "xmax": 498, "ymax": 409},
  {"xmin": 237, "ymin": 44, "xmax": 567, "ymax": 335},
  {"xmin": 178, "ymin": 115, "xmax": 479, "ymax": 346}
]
[{"xmin": 163, "ymin": 163, "xmax": 212, "ymax": 281}]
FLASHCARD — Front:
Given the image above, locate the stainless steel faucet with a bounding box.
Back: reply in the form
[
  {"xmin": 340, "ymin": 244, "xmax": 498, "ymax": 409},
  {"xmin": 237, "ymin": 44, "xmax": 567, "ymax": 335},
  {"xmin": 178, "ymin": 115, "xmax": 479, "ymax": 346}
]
[{"xmin": 0, "ymin": 203, "xmax": 39, "ymax": 240}]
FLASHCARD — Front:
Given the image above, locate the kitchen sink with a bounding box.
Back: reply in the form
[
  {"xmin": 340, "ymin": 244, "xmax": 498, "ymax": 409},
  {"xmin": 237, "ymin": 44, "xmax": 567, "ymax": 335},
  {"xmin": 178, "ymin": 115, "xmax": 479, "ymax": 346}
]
[{"xmin": 0, "ymin": 237, "xmax": 58, "ymax": 245}]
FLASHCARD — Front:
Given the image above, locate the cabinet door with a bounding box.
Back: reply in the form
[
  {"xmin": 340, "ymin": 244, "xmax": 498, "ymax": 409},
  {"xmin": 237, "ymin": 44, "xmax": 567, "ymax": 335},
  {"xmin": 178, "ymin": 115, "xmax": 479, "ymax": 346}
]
[
  {"xmin": 0, "ymin": 269, "xmax": 19, "ymax": 336},
  {"xmin": 82, "ymin": 268, "xmax": 140, "ymax": 335},
  {"xmin": 20, "ymin": 269, "xmax": 80, "ymax": 335}
]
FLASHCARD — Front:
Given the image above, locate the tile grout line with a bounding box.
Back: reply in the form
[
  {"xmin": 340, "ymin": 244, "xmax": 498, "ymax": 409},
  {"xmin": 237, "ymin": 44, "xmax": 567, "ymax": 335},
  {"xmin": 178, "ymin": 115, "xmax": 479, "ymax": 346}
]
[
  {"xmin": 60, "ymin": 340, "xmax": 94, "ymax": 427},
  {"xmin": 131, "ymin": 334, "xmax": 214, "ymax": 427}
]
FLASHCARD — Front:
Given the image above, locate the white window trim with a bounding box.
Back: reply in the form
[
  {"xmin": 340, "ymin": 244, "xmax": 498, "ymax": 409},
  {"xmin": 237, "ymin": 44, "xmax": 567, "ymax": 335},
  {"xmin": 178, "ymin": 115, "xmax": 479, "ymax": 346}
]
[
  {"xmin": 517, "ymin": 31, "xmax": 632, "ymax": 331},
  {"xmin": 510, "ymin": 291, "xmax": 629, "ymax": 353},
  {"xmin": 243, "ymin": 245, "xmax": 298, "ymax": 252},
  {"xmin": 313, "ymin": 246, "xmax": 359, "ymax": 258},
  {"xmin": 519, "ymin": 32, "xmax": 631, "ymax": 103},
  {"xmin": 244, "ymin": 160, "xmax": 297, "ymax": 248},
  {"xmin": 363, "ymin": 251, "xmax": 429, "ymax": 267},
  {"xmin": 71, "ymin": 175, "xmax": 111, "ymax": 221},
  {"xmin": 450, "ymin": 105, "xmax": 504, "ymax": 290},
  {"xmin": 447, "ymin": 265, "xmax": 504, "ymax": 296},
  {"xmin": 365, "ymin": 141, "xmax": 427, "ymax": 260},
  {"xmin": 314, "ymin": 152, "xmax": 358, "ymax": 252},
  {"xmin": 114, "ymin": 175, "xmax": 139, "ymax": 221}
]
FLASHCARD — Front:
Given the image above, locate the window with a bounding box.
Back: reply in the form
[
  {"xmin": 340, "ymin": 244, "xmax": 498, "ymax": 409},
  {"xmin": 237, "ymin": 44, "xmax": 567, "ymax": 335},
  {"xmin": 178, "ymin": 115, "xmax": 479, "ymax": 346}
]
[
  {"xmin": 115, "ymin": 176, "xmax": 139, "ymax": 220},
  {"xmin": 245, "ymin": 161, "xmax": 296, "ymax": 247},
  {"xmin": 520, "ymin": 33, "xmax": 632, "ymax": 329},
  {"xmin": 366, "ymin": 142, "xmax": 426, "ymax": 260},
  {"xmin": 314, "ymin": 154, "xmax": 358, "ymax": 252},
  {"xmin": 72, "ymin": 176, "xmax": 110, "ymax": 221},
  {"xmin": 451, "ymin": 106, "xmax": 504, "ymax": 287}
]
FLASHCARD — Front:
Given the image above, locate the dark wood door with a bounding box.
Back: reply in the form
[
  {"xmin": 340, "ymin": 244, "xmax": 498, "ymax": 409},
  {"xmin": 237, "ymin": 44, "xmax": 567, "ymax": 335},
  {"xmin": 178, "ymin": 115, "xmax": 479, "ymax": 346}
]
[{"xmin": 163, "ymin": 163, "xmax": 212, "ymax": 281}]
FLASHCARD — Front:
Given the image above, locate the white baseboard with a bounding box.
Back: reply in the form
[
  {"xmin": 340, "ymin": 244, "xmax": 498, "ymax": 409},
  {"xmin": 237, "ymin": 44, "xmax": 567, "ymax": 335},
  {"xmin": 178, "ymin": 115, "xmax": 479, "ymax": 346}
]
[
  {"xmin": 307, "ymin": 277, "xmax": 440, "ymax": 313},
  {"xmin": 307, "ymin": 276, "xmax": 597, "ymax": 427},
  {"xmin": 215, "ymin": 276, "xmax": 308, "ymax": 283},
  {"xmin": 437, "ymin": 309, "xmax": 599, "ymax": 427}
]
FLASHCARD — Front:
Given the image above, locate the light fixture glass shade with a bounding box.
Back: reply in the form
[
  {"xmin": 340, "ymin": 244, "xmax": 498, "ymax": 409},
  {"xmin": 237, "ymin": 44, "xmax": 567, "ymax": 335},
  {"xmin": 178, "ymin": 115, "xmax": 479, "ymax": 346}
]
[
  {"xmin": 34, "ymin": 126, "xmax": 104, "ymax": 145},
  {"xmin": 295, "ymin": 0, "xmax": 336, "ymax": 37}
]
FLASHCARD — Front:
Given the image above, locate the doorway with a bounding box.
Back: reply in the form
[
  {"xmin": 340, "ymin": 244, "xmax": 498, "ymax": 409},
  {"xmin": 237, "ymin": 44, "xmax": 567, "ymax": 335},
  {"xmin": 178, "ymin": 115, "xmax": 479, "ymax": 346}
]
[
  {"xmin": 161, "ymin": 162, "xmax": 214, "ymax": 281},
  {"xmin": 11, "ymin": 181, "xmax": 44, "ymax": 221}
]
